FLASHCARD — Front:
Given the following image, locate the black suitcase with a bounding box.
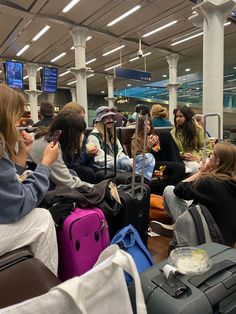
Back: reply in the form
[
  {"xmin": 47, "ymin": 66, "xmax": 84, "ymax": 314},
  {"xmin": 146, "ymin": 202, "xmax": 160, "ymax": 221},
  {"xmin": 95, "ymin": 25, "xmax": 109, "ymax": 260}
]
[
  {"xmin": 108, "ymin": 114, "xmax": 151, "ymax": 245},
  {"xmin": 129, "ymin": 242, "xmax": 236, "ymax": 314}
]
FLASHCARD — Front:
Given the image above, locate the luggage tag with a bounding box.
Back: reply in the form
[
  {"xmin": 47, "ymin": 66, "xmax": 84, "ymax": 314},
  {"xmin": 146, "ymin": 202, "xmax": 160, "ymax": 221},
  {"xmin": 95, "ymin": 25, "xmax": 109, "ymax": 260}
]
[{"xmin": 108, "ymin": 181, "xmax": 121, "ymax": 204}]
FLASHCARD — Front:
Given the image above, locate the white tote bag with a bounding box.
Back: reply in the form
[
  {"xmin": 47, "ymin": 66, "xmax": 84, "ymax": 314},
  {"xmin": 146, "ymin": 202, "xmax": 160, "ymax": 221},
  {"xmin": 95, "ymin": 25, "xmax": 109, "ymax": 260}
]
[{"xmin": 0, "ymin": 245, "xmax": 147, "ymax": 314}]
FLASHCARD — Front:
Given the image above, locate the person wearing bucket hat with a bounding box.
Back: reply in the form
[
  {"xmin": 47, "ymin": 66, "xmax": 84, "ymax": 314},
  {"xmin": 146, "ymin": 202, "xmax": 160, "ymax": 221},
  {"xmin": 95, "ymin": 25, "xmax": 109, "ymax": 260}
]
[
  {"xmin": 87, "ymin": 106, "xmax": 155, "ymax": 182},
  {"xmin": 88, "ymin": 106, "xmax": 132, "ymax": 172},
  {"xmin": 151, "ymin": 104, "xmax": 172, "ymax": 127}
]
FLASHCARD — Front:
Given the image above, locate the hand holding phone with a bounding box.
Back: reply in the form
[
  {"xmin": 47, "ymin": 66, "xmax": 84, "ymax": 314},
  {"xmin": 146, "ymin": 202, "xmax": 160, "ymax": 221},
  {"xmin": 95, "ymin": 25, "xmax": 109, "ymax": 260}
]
[{"xmin": 51, "ymin": 130, "xmax": 62, "ymax": 146}]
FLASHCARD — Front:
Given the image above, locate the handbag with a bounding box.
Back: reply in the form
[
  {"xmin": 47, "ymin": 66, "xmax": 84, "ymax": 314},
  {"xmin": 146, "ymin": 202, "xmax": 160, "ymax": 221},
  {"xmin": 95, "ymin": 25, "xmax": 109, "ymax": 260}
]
[
  {"xmin": 0, "ymin": 245, "xmax": 147, "ymax": 314},
  {"xmin": 111, "ymin": 224, "xmax": 154, "ymax": 284}
]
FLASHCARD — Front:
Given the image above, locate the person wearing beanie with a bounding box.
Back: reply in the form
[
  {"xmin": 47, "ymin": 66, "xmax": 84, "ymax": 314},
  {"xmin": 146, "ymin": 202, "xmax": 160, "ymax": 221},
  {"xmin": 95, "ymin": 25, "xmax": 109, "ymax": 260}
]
[
  {"xmin": 151, "ymin": 104, "xmax": 172, "ymax": 127},
  {"xmin": 33, "ymin": 101, "xmax": 55, "ymax": 128}
]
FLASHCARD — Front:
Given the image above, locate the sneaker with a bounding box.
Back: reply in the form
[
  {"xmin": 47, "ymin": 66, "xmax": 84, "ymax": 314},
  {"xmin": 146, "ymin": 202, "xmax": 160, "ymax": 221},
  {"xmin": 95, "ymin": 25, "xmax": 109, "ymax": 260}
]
[{"xmin": 149, "ymin": 221, "xmax": 174, "ymax": 238}]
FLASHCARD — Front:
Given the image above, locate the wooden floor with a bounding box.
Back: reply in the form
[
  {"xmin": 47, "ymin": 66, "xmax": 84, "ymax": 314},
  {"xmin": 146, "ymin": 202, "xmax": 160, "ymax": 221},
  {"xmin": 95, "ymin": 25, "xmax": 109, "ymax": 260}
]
[{"xmin": 147, "ymin": 235, "xmax": 171, "ymax": 263}]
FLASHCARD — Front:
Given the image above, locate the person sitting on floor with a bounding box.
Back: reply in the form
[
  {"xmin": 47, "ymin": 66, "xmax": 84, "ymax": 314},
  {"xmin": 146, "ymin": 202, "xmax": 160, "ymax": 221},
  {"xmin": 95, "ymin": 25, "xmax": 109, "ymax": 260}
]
[
  {"xmin": 0, "ymin": 84, "xmax": 59, "ymax": 275},
  {"xmin": 163, "ymin": 141, "xmax": 236, "ymax": 247}
]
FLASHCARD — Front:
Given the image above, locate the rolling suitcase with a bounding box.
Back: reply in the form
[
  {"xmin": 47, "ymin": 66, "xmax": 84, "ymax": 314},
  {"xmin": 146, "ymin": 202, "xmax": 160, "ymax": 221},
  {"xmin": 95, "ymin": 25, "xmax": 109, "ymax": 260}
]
[
  {"xmin": 57, "ymin": 207, "xmax": 110, "ymax": 281},
  {"xmin": 108, "ymin": 114, "xmax": 151, "ymax": 245},
  {"xmin": 0, "ymin": 246, "xmax": 60, "ymax": 309},
  {"xmin": 129, "ymin": 242, "xmax": 236, "ymax": 314}
]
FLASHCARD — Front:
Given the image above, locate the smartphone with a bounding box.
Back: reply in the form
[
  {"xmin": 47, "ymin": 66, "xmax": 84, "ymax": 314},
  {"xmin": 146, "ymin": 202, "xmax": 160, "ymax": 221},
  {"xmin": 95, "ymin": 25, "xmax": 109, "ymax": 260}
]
[{"xmin": 51, "ymin": 130, "xmax": 62, "ymax": 145}]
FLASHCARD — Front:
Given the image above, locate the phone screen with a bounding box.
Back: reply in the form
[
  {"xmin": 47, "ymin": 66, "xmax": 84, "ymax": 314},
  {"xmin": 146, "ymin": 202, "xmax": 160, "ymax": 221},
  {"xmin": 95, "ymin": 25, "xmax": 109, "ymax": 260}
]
[{"xmin": 51, "ymin": 130, "xmax": 62, "ymax": 145}]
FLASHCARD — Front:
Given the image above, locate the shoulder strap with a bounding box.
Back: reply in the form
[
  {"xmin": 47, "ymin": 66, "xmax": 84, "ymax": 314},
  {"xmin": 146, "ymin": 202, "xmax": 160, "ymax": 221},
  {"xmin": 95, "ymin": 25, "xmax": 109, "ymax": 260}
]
[
  {"xmin": 91, "ymin": 133, "xmax": 105, "ymax": 151},
  {"xmin": 199, "ymin": 204, "xmax": 225, "ymax": 244},
  {"xmin": 189, "ymin": 205, "xmax": 206, "ymax": 244}
]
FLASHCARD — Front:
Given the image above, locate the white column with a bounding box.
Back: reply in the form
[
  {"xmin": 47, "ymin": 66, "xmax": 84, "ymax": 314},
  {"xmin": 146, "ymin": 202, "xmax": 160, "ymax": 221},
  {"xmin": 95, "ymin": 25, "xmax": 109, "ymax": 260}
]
[
  {"xmin": 70, "ymin": 88, "xmax": 77, "ymax": 102},
  {"xmin": 191, "ymin": 0, "xmax": 236, "ymax": 138},
  {"xmin": 24, "ymin": 63, "xmax": 42, "ymax": 122},
  {"xmin": 69, "ymin": 26, "xmax": 93, "ymax": 124},
  {"xmin": 105, "ymin": 76, "xmax": 116, "ymax": 108},
  {"xmin": 166, "ymin": 53, "xmax": 180, "ymax": 124}
]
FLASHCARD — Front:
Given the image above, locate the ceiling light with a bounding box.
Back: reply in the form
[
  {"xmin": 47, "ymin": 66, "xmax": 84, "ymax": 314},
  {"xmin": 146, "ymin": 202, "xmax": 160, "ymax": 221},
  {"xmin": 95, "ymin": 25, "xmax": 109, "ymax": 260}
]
[
  {"xmin": 171, "ymin": 32, "xmax": 203, "ymax": 46},
  {"xmin": 67, "ymin": 80, "xmax": 76, "ymax": 85},
  {"xmin": 162, "ymin": 74, "xmax": 167, "ymax": 78},
  {"xmin": 224, "ymin": 21, "xmax": 231, "ymax": 26},
  {"xmin": 23, "ymin": 75, "xmax": 28, "ymax": 80},
  {"xmin": 127, "ymin": 84, "xmax": 131, "ymax": 87},
  {"xmin": 129, "ymin": 52, "xmax": 151, "ymax": 62},
  {"xmin": 107, "ymin": 5, "xmax": 141, "ymax": 27},
  {"xmin": 32, "ymin": 25, "xmax": 50, "ymax": 41},
  {"xmin": 37, "ymin": 67, "xmax": 42, "ymax": 71},
  {"xmin": 0, "ymin": 70, "xmax": 2, "ymax": 74},
  {"xmin": 59, "ymin": 70, "xmax": 70, "ymax": 77},
  {"xmin": 227, "ymin": 78, "xmax": 236, "ymax": 82},
  {"xmin": 87, "ymin": 74, "xmax": 95, "ymax": 78},
  {"xmin": 224, "ymin": 74, "xmax": 234, "ymax": 78},
  {"xmin": 142, "ymin": 20, "xmax": 178, "ymax": 38},
  {"xmin": 233, "ymin": 67, "xmax": 236, "ymax": 70},
  {"xmin": 16, "ymin": 44, "xmax": 30, "ymax": 56},
  {"xmin": 70, "ymin": 36, "xmax": 92, "ymax": 49},
  {"xmin": 104, "ymin": 63, "xmax": 121, "ymax": 71},
  {"xmin": 101, "ymin": 91, "xmax": 105, "ymax": 94},
  {"xmin": 185, "ymin": 68, "xmax": 191, "ymax": 72},
  {"xmin": 51, "ymin": 52, "xmax": 66, "ymax": 62},
  {"xmin": 102, "ymin": 45, "xmax": 125, "ymax": 56},
  {"xmin": 85, "ymin": 58, "xmax": 97, "ymax": 65},
  {"xmin": 62, "ymin": 0, "xmax": 80, "ymax": 13}
]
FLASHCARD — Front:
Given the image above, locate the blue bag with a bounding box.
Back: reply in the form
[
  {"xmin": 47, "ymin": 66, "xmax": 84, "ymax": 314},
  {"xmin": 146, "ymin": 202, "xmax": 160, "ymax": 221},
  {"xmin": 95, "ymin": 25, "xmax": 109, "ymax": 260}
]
[{"xmin": 111, "ymin": 224, "xmax": 154, "ymax": 284}]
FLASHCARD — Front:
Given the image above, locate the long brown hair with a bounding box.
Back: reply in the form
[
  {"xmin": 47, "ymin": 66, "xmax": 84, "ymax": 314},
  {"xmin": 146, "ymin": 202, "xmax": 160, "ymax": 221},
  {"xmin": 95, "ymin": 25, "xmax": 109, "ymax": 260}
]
[
  {"xmin": 199, "ymin": 142, "xmax": 236, "ymax": 182},
  {"xmin": 0, "ymin": 84, "xmax": 25, "ymax": 159},
  {"xmin": 96, "ymin": 121, "xmax": 115, "ymax": 145}
]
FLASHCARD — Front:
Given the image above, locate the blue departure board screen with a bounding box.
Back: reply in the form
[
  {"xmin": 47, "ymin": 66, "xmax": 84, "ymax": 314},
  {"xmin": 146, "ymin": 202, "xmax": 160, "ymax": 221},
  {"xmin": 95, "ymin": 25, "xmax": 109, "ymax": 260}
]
[
  {"xmin": 5, "ymin": 61, "xmax": 24, "ymax": 89},
  {"xmin": 42, "ymin": 66, "xmax": 58, "ymax": 93}
]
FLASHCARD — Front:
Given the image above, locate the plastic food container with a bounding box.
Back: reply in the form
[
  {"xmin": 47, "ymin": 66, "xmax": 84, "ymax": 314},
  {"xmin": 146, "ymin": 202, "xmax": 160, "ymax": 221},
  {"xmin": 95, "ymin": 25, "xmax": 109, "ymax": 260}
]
[{"xmin": 168, "ymin": 247, "xmax": 212, "ymax": 275}]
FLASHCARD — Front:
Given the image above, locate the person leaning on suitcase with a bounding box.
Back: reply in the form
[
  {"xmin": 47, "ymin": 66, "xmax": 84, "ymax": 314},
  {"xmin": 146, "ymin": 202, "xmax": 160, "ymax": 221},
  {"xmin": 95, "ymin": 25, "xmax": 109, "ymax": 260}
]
[
  {"xmin": 163, "ymin": 141, "xmax": 236, "ymax": 247},
  {"xmin": 0, "ymin": 84, "xmax": 59, "ymax": 275}
]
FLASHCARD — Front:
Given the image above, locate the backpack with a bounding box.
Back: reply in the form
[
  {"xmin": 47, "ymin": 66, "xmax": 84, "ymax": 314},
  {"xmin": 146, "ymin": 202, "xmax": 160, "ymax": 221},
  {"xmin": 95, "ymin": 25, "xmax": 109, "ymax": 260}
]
[
  {"xmin": 111, "ymin": 224, "xmax": 154, "ymax": 285},
  {"xmin": 172, "ymin": 204, "xmax": 225, "ymax": 248}
]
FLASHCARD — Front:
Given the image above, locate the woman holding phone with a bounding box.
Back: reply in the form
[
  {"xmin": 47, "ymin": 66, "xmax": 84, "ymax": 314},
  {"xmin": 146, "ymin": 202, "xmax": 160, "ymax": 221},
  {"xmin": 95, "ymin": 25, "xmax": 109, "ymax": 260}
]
[{"xmin": 0, "ymin": 84, "xmax": 59, "ymax": 274}]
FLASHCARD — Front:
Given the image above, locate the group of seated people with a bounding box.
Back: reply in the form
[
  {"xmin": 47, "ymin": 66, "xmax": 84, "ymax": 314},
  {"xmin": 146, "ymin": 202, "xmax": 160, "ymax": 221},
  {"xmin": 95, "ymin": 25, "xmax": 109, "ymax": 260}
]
[{"xmin": 0, "ymin": 83, "xmax": 235, "ymax": 287}]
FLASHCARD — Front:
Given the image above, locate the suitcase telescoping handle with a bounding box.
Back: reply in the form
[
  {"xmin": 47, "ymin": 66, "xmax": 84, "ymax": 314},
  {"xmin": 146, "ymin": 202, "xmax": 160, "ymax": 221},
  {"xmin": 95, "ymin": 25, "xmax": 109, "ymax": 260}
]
[
  {"xmin": 104, "ymin": 120, "xmax": 117, "ymax": 177},
  {"xmin": 131, "ymin": 113, "xmax": 148, "ymax": 196},
  {"xmin": 203, "ymin": 113, "xmax": 221, "ymax": 161}
]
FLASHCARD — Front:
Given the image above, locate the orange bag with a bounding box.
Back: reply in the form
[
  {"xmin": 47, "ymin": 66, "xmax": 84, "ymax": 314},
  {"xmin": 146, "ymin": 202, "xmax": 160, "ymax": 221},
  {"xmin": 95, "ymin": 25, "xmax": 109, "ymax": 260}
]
[{"xmin": 149, "ymin": 194, "xmax": 172, "ymax": 224}]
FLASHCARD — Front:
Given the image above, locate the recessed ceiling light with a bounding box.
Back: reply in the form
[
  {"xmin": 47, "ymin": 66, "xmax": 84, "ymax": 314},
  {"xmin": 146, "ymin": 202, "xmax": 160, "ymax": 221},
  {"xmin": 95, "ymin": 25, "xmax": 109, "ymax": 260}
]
[
  {"xmin": 85, "ymin": 58, "xmax": 97, "ymax": 65},
  {"xmin": 51, "ymin": 52, "xmax": 66, "ymax": 62},
  {"xmin": 37, "ymin": 67, "xmax": 42, "ymax": 71},
  {"xmin": 142, "ymin": 20, "xmax": 178, "ymax": 38},
  {"xmin": 87, "ymin": 74, "xmax": 95, "ymax": 78},
  {"xmin": 32, "ymin": 25, "xmax": 50, "ymax": 42},
  {"xmin": 62, "ymin": 0, "xmax": 80, "ymax": 13},
  {"xmin": 102, "ymin": 45, "xmax": 125, "ymax": 56},
  {"xmin": 59, "ymin": 70, "xmax": 70, "ymax": 77},
  {"xmin": 107, "ymin": 5, "xmax": 141, "ymax": 27},
  {"xmin": 185, "ymin": 68, "xmax": 191, "ymax": 72},
  {"xmin": 101, "ymin": 90, "xmax": 105, "ymax": 94},
  {"xmin": 104, "ymin": 63, "xmax": 121, "ymax": 71},
  {"xmin": 162, "ymin": 74, "xmax": 167, "ymax": 78},
  {"xmin": 233, "ymin": 66, "xmax": 236, "ymax": 70},
  {"xmin": 16, "ymin": 44, "xmax": 30, "ymax": 56},
  {"xmin": 127, "ymin": 84, "xmax": 131, "ymax": 87},
  {"xmin": 23, "ymin": 75, "xmax": 28, "ymax": 80},
  {"xmin": 67, "ymin": 80, "xmax": 76, "ymax": 85},
  {"xmin": 183, "ymin": 78, "xmax": 186, "ymax": 81},
  {"xmin": 171, "ymin": 32, "xmax": 203, "ymax": 46}
]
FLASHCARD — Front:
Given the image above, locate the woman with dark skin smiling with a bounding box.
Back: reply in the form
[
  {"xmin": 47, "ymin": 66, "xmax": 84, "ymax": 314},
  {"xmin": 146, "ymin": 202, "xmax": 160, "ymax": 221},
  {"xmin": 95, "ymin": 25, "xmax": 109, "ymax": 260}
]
[{"xmin": 171, "ymin": 106, "xmax": 212, "ymax": 174}]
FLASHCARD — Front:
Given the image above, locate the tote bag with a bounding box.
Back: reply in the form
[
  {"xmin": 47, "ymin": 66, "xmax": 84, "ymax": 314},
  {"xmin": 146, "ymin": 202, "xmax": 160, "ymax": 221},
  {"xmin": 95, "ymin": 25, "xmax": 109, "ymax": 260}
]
[{"xmin": 0, "ymin": 245, "xmax": 146, "ymax": 314}]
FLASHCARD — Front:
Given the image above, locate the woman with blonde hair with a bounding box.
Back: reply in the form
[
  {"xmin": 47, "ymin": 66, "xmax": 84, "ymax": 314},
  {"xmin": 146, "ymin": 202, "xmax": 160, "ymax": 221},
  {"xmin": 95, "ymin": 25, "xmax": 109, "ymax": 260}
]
[
  {"xmin": 163, "ymin": 141, "xmax": 236, "ymax": 247},
  {"xmin": 0, "ymin": 84, "xmax": 59, "ymax": 274},
  {"xmin": 151, "ymin": 104, "xmax": 172, "ymax": 127},
  {"xmin": 61, "ymin": 101, "xmax": 85, "ymax": 118}
]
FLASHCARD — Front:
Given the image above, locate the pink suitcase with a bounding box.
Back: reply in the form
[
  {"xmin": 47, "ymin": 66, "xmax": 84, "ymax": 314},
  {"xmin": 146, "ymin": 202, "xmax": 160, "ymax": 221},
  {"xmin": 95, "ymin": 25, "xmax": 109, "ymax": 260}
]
[{"xmin": 57, "ymin": 207, "xmax": 110, "ymax": 281}]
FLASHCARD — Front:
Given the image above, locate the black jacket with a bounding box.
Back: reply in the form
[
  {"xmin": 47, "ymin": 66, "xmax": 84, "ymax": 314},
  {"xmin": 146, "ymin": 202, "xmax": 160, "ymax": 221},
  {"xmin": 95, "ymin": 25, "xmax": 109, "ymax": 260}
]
[{"xmin": 174, "ymin": 177, "xmax": 236, "ymax": 246}]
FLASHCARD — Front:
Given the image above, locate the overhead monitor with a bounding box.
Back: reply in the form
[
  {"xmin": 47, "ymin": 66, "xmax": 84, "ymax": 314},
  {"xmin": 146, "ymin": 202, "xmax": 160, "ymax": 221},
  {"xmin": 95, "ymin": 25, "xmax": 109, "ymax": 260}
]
[
  {"xmin": 41, "ymin": 66, "xmax": 58, "ymax": 93},
  {"xmin": 4, "ymin": 60, "xmax": 24, "ymax": 89}
]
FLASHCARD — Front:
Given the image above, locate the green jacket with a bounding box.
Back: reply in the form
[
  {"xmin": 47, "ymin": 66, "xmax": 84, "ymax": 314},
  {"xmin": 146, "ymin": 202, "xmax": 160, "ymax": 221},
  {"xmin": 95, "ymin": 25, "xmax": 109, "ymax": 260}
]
[{"xmin": 171, "ymin": 124, "xmax": 212, "ymax": 160}]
